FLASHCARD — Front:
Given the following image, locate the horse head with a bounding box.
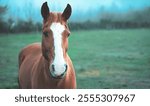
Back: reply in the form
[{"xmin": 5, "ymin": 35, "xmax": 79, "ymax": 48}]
[{"xmin": 41, "ymin": 2, "xmax": 72, "ymax": 79}]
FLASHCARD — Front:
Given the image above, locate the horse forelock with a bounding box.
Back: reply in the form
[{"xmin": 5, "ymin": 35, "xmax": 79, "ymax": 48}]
[
  {"xmin": 42, "ymin": 12, "xmax": 66, "ymax": 31},
  {"xmin": 43, "ymin": 12, "xmax": 63, "ymax": 24}
]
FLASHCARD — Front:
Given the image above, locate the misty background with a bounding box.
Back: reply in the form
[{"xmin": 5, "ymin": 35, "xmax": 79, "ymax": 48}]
[{"xmin": 0, "ymin": 0, "xmax": 150, "ymax": 33}]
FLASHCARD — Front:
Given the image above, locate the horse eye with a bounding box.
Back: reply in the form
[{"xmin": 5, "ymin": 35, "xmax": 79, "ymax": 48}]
[
  {"xmin": 68, "ymin": 33, "xmax": 70, "ymax": 37},
  {"xmin": 67, "ymin": 31, "xmax": 71, "ymax": 37},
  {"xmin": 65, "ymin": 30, "xmax": 70, "ymax": 37},
  {"xmin": 43, "ymin": 32, "xmax": 48, "ymax": 37}
]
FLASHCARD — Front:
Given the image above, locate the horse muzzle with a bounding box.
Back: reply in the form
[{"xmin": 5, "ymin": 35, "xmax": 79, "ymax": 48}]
[{"xmin": 49, "ymin": 64, "xmax": 67, "ymax": 79}]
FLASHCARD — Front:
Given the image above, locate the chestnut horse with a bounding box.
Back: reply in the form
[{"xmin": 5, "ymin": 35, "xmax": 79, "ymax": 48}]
[{"xmin": 18, "ymin": 2, "xmax": 76, "ymax": 89}]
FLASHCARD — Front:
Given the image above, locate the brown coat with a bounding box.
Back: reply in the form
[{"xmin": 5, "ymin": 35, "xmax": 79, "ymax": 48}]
[{"xmin": 19, "ymin": 43, "xmax": 76, "ymax": 89}]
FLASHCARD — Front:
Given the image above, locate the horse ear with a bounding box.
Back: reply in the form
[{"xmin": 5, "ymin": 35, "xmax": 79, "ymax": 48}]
[
  {"xmin": 62, "ymin": 4, "xmax": 72, "ymax": 21},
  {"xmin": 41, "ymin": 2, "xmax": 50, "ymax": 20}
]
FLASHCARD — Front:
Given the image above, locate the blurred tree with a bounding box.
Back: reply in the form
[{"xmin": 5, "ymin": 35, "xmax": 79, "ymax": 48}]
[{"xmin": 0, "ymin": 5, "xmax": 7, "ymax": 33}]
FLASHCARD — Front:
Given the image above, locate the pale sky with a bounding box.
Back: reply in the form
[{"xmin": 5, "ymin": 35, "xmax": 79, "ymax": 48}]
[{"xmin": 1, "ymin": 0, "xmax": 150, "ymax": 22}]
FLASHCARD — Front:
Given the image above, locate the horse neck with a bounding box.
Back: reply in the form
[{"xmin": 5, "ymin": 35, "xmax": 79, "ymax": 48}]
[{"xmin": 37, "ymin": 56, "xmax": 49, "ymax": 80}]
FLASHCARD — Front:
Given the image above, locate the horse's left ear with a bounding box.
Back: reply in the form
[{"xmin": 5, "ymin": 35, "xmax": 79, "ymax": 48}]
[{"xmin": 62, "ymin": 4, "xmax": 72, "ymax": 21}]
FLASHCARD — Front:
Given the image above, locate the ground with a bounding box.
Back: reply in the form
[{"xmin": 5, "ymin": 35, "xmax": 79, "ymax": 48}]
[{"xmin": 0, "ymin": 29, "xmax": 150, "ymax": 88}]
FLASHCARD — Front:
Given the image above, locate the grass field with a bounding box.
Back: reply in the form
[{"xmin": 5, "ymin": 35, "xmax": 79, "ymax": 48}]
[{"xmin": 0, "ymin": 29, "xmax": 150, "ymax": 89}]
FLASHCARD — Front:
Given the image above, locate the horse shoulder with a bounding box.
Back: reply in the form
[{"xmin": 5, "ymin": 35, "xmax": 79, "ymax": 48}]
[
  {"xmin": 19, "ymin": 43, "xmax": 41, "ymax": 64},
  {"xmin": 18, "ymin": 43, "xmax": 42, "ymax": 88}
]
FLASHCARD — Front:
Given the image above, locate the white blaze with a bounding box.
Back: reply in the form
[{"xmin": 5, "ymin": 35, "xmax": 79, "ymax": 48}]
[{"xmin": 50, "ymin": 22, "xmax": 66, "ymax": 75}]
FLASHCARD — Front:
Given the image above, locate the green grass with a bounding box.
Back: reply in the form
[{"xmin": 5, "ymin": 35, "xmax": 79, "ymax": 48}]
[{"xmin": 0, "ymin": 29, "xmax": 150, "ymax": 88}]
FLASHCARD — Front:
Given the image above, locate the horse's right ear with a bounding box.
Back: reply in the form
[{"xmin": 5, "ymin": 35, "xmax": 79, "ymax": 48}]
[{"xmin": 41, "ymin": 2, "xmax": 50, "ymax": 20}]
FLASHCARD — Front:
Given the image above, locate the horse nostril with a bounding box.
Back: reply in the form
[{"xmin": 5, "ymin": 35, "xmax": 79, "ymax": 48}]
[
  {"xmin": 51, "ymin": 64, "xmax": 55, "ymax": 72},
  {"xmin": 64, "ymin": 64, "xmax": 68, "ymax": 72},
  {"xmin": 60, "ymin": 73, "xmax": 65, "ymax": 77}
]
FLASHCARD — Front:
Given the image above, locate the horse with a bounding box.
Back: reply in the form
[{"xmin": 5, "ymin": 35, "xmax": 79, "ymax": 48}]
[{"xmin": 18, "ymin": 2, "xmax": 76, "ymax": 89}]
